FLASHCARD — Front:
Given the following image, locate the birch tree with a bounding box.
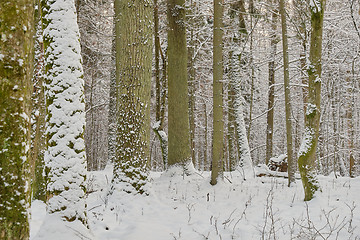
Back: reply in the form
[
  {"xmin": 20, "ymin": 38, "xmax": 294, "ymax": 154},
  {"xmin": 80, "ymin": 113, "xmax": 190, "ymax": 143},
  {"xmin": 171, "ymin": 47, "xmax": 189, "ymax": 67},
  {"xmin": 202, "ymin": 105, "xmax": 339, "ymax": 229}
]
[
  {"xmin": 112, "ymin": 0, "xmax": 152, "ymax": 194},
  {"xmin": 0, "ymin": 0, "xmax": 34, "ymax": 238},
  {"xmin": 42, "ymin": 0, "xmax": 87, "ymax": 222},
  {"xmin": 298, "ymin": 0, "xmax": 325, "ymax": 201}
]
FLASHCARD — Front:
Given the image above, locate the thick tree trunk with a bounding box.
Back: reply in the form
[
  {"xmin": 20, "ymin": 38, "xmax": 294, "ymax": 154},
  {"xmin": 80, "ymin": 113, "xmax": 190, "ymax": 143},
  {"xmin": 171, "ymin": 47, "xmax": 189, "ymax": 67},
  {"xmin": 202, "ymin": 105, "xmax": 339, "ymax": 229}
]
[
  {"xmin": 112, "ymin": 0, "xmax": 152, "ymax": 194},
  {"xmin": 42, "ymin": 0, "xmax": 87, "ymax": 223},
  {"xmin": 211, "ymin": 0, "xmax": 224, "ymax": 185},
  {"xmin": 0, "ymin": 1, "xmax": 34, "ymax": 238},
  {"xmin": 167, "ymin": 0, "xmax": 192, "ymax": 169},
  {"xmin": 298, "ymin": 0, "xmax": 325, "ymax": 201}
]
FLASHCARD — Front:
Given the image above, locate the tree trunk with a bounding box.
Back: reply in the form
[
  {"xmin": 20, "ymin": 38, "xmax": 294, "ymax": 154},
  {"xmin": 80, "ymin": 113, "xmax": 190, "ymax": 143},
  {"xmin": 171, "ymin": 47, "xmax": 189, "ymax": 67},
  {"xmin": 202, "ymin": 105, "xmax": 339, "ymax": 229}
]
[
  {"xmin": 211, "ymin": 0, "xmax": 224, "ymax": 185},
  {"xmin": 228, "ymin": 51, "xmax": 237, "ymax": 171},
  {"xmin": 112, "ymin": 0, "xmax": 152, "ymax": 194},
  {"xmin": 42, "ymin": 0, "xmax": 87, "ymax": 223},
  {"xmin": 0, "ymin": 0, "xmax": 34, "ymax": 238},
  {"xmin": 298, "ymin": 0, "xmax": 325, "ymax": 201},
  {"xmin": 167, "ymin": 0, "xmax": 192, "ymax": 169},
  {"xmin": 280, "ymin": 0, "xmax": 295, "ymax": 186},
  {"xmin": 188, "ymin": 0, "xmax": 197, "ymax": 168},
  {"xmin": 108, "ymin": 23, "xmax": 117, "ymax": 165},
  {"xmin": 345, "ymin": 76, "xmax": 355, "ymax": 177},
  {"xmin": 247, "ymin": 0, "xmax": 256, "ymax": 142},
  {"xmin": 204, "ymin": 100, "xmax": 209, "ymax": 170},
  {"xmin": 31, "ymin": 2, "xmax": 46, "ymax": 201},
  {"xmin": 155, "ymin": 0, "xmax": 161, "ymax": 124},
  {"xmin": 228, "ymin": 0, "xmax": 247, "ymax": 171},
  {"xmin": 265, "ymin": 2, "xmax": 278, "ymax": 165}
]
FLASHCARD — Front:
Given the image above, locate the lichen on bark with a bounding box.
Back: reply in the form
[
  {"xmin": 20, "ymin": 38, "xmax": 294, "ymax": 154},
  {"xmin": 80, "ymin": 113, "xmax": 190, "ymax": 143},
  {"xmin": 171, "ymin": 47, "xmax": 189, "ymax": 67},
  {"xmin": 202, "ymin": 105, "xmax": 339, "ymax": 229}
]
[{"xmin": 0, "ymin": 0, "xmax": 35, "ymax": 238}]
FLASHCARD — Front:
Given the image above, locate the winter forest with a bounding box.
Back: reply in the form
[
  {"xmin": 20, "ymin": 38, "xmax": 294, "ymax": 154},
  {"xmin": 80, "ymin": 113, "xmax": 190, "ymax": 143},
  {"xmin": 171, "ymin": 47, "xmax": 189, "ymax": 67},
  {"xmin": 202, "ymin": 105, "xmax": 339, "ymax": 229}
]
[{"xmin": 1, "ymin": 0, "xmax": 360, "ymax": 239}]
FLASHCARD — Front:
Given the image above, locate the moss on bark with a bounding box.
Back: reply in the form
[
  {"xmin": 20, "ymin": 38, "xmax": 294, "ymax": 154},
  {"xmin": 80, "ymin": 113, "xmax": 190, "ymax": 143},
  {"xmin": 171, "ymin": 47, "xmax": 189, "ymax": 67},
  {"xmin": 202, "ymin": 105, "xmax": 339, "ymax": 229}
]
[
  {"xmin": 167, "ymin": 0, "xmax": 192, "ymax": 167},
  {"xmin": 0, "ymin": 0, "xmax": 34, "ymax": 238}
]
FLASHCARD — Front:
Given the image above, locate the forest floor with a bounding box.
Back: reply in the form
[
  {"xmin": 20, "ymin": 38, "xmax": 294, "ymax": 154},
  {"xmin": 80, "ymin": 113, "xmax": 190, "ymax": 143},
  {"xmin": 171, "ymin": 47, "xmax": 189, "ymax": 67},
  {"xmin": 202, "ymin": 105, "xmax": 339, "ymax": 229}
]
[{"xmin": 30, "ymin": 165, "xmax": 360, "ymax": 240}]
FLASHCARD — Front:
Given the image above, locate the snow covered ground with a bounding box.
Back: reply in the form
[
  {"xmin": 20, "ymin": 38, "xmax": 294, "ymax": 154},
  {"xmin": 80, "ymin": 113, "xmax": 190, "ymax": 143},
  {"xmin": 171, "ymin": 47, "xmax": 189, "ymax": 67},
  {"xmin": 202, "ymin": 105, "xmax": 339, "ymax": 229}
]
[{"xmin": 30, "ymin": 165, "xmax": 360, "ymax": 239}]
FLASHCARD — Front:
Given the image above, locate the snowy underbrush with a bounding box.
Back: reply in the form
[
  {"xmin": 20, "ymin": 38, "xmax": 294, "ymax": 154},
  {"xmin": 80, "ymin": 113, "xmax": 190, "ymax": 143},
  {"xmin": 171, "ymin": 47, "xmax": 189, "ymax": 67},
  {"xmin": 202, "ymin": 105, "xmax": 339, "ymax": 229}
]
[{"xmin": 31, "ymin": 166, "xmax": 360, "ymax": 240}]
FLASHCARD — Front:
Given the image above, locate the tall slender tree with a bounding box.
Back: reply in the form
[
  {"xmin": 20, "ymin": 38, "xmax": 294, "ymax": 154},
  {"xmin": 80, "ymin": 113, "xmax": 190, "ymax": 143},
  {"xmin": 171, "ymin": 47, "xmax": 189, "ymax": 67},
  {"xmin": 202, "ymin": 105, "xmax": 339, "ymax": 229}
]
[
  {"xmin": 167, "ymin": 0, "xmax": 192, "ymax": 169},
  {"xmin": 153, "ymin": 0, "xmax": 168, "ymax": 168},
  {"xmin": 265, "ymin": 1, "xmax": 278, "ymax": 165},
  {"xmin": 31, "ymin": 0, "xmax": 46, "ymax": 201},
  {"xmin": 211, "ymin": 0, "xmax": 224, "ymax": 185},
  {"xmin": 188, "ymin": 0, "xmax": 197, "ymax": 167},
  {"xmin": 112, "ymin": 0, "xmax": 152, "ymax": 194},
  {"xmin": 42, "ymin": 0, "xmax": 87, "ymax": 222},
  {"xmin": 345, "ymin": 76, "xmax": 355, "ymax": 177},
  {"xmin": 227, "ymin": 0, "xmax": 247, "ymax": 171},
  {"xmin": 298, "ymin": 0, "xmax": 325, "ymax": 201},
  {"xmin": 279, "ymin": 0, "xmax": 295, "ymax": 186},
  {"xmin": 108, "ymin": 17, "xmax": 117, "ymax": 166},
  {"xmin": 226, "ymin": 0, "xmax": 253, "ymax": 178},
  {"xmin": 0, "ymin": 0, "xmax": 34, "ymax": 238}
]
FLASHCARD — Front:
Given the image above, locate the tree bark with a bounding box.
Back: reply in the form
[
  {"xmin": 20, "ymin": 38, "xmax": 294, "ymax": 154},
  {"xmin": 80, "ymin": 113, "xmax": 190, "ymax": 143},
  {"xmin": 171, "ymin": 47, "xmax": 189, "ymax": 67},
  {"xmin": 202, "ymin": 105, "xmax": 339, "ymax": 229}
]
[
  {"xmin": 211, "ymin": 0, "xmax": 224, "ymax": 185},
  {"xmin": 112, "ymin": 0, "xmax": 152, "ymax": 194},
  {"xmin": 0, "ymin": 0, "xmax": 34, "ymax": 238},
  {"xmin": 31, "ymin": 1, "xmax": 46, "ymax": 201},
  {"xmin": 167, "ymin": 0, "xmax": 192, "ymax": 169},
  {"xmin": 280, "ymin": 0, "xmax": 295, "ymax": 186},
  {"xmin": 345, "ymin": 76, "xmax": 355, "ymax": 177},
  {"xmin": 42, "ymin": 0, "xmax": 87, "ymax": 223},
  {"xmin": 188, "ymin": 0, "xmax": 197, "ymax": 167},
  {"xmin": 298, "ymin": 0, "xmax": 325, "ymax": 201},
  {"xmin": 265, "ymin": 1, "xmax": 278, "ymax": 165}
]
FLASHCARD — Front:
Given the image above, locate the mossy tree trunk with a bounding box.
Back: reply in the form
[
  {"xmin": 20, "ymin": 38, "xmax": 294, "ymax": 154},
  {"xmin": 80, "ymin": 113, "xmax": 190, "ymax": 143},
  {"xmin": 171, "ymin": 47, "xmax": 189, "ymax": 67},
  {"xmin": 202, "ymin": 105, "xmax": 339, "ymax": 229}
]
[
  {"xmin": 298, "ymin": 0, "xmax": 325, "ymax": 201},
  {"xmin": 112, "ymin": 0, "xmax": 152, "ymax": 194},
  {"xmin": 0, "ymin": 0, "xmax": 34, "ymax": 239},
  {"xmin": 167, "ymin": 0, "xmax": 192, "ymax": 168},
  {"xmin": 211, "ymin": 0, "xmax": 224, "ymax": 185},
  {"xmin": 42, "ymin": 0, "xmax": 87, "ymax": 223}
]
